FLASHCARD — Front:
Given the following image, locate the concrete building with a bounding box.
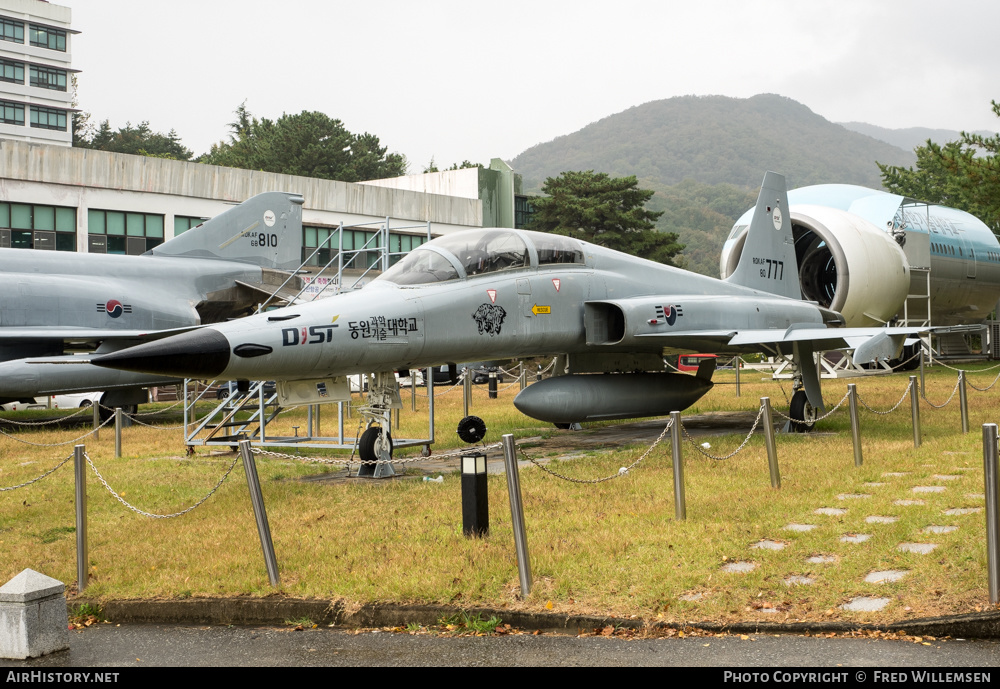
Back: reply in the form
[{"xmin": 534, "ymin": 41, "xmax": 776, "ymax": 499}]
[
  {"xmin": 0, "ymin": 139, "xmax": 485, "ymax": 296},
  {"xmin": 0, "ymin": 0, "xmax": 76, "ymax": 147},
  {"xmin": 361, "ymin": 158, "xmax": 533, "ymax": 229}
]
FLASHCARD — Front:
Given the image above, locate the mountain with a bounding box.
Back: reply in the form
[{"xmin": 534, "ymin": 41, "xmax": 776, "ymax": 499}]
[
  {"xmin": 510, "ymin": 94, "xmax": 916, "ymax": 192},
  {"xmin": 507, "ymin": 94, "xmax": 924, "ymax": 277},
  {"xmin": 838, "ymin": 121, "xmax": 996, "ymax": 154}
]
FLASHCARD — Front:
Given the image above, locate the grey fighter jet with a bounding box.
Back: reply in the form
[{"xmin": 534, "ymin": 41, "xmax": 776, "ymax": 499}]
[
  {"xmin": 94, "ymin": 173, "xmax": 918, "ymax": 459},
  {"xmin": 0, "ymin": 192, "xmax": 304, "ymax": 410}
]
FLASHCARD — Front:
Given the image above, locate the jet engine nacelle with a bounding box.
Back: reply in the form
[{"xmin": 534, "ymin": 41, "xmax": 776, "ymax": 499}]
[{"xmin": 721, "ymin": 205, "xmax": 910, "ymax": 327}]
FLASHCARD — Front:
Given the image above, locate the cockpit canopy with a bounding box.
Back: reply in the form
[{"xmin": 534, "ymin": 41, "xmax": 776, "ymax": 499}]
[{"xmin": 376, "ymin": 229, "xmax": 584, "ymax": 285}]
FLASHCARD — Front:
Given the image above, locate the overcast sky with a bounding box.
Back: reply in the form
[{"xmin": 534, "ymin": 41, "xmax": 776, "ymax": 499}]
[{"xmin": 68, "ymin": 0, "xmax": 1000, "ymax": 171}]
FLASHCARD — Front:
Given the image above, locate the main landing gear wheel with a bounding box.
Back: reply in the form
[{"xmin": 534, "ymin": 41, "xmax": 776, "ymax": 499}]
[
  {"xmin": 357, "ymin": 426, "xmax": 393, "ymax": 476},
  {"xmin": 789, "ymin": 390, "xmax": 817, "ymax": 433}
]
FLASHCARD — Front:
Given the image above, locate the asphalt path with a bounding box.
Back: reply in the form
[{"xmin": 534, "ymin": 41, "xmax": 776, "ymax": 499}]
[{"xmin": 2, "ymin": 625, "xmax": 999, "ymax": 669}]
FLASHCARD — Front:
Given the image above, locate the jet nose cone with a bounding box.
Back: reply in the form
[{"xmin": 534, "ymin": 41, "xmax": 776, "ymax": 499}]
[{"xmin": 94, "ymin": 328, "xmax": 231, "ymax": 379}]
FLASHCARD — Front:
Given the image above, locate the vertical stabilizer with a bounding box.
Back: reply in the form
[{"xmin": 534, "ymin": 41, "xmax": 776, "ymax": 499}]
[
  {"xmin": 147, "ymin": 192, "xmax": 305, "ymax": 271},
  {"xmin": 724, "ymin": 172, "xmax": 801, "ymax": 300}
]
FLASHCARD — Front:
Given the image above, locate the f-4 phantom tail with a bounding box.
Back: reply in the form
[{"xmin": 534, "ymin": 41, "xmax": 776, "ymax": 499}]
[
  {"xmin": 0, "ymin": 192, "xmax": 305, "ymax": 409},
  {"xmin": 95, "ymin": 172, "xmax": 922, "ymax": 458}
]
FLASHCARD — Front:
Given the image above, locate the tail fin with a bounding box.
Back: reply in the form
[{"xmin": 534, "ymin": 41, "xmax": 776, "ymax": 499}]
[
  {"xmin": 724, "ymin": 172, "xmax": 801, "ymax": 300},
  {"xmin": 147, "ymin": 191, "xmax": 305, "ymax": 271}
]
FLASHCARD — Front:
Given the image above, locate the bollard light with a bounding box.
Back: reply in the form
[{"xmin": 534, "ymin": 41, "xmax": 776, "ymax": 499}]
[{"xmin": 461, "ymin": 452, "xmax": 489, "ymax": 537}]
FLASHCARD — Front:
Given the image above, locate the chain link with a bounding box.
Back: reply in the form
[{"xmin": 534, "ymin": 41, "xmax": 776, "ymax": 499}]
[
  {"xmin": 0, "ymin": 404, "xmax": 94, "ymax": 426},
  {"xmin": 967, "ymin": 367, "xmax": 1000, "ymax": 392},
  {"xmin": 921, "ymin": 375, "xmax": 961, "ymax": 409},
  {"xmin": 85, "ymin": 450, "xmax": 239, "ymax": 519},
  {"xmin": 520, "ymin": 419, "xmax": 672, "ymax": 483},
  {"xmin": 935, "ymin": 359, "xmax": 1000, "ymax": 373},
  {"xmin": 252, "ymin": 441, "xmax": 502, "ymax": 466},
  {"xmin": 857, "ymin": 385, "xmax": 911, "ymax": 415},
  {"xmin": 0, "ymin": 453, "xmax": 73, "ymax": 492},
  {"xmin": 771, "ymin": 389, "xmax": 851, "ymax": 426},
  {"xmin": 0, "ymin": 414, "xmax": 116, "ymax": 446},
  {"xmin": 682, "ymin": 407, "xmax": 765, "ymax": 460}
]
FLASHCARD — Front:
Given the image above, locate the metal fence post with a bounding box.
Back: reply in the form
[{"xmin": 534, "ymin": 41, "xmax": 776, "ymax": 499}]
[
  {"xmin": 959, "ymin": 371, "xmax": 969, "ymax": 434},
  {"xmin": 670, "ymin": 412, "xmax": 685, "ymax": 520},
  {"xmin": 919, "ymin": 347, "xmax": 925, "ymax": 395},
  {"xmin": 238, "ymin": 440, "xmax": 280, "ymax": 587},
  {"xmin": 735, "ymin": 356, "xmax": 741, "ymax": 398},
  {"xmin": 463, "ymin": 369, "xmax": 472, "ymax": 418},
  {"xmin": 114, "ymin": 407, "xmax": 122, "ymax": 458},
  {"xmin": 983, "ymin": 424, "xmax": 1000, "ymax": 604},
  {"xmin": 92, "ymin": 403, "xmax": 100, "ymax": 441},
  {"xmin": 848, "ymin": 383, "xmax": 863, "ymax": 467},
  {"xmin": 910, "ymin": 376, "xmax": 921, "ymax": 448},
  {"xmin": 411, "ymin": 370, "xmax": 416, "ymax": 412},
  {"xmin": 74, "ymin": 444, "xmax": 88, "ymax": 593},
  {"xmin": 761, "ymin": 397, "xmax": 780, "ymax": 488},
  {"xmin": 501, "ymin": 433, "xmax": 532, "ymax": 598}
]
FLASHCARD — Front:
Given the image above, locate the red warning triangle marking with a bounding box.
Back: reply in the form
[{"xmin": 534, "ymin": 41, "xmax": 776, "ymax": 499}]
[
  {"xmin": 487, "ymin": 289, "xmax": 497, "ymax": 304},
  {"xmin": 552, "ymin": 278, "xmax": 561, "ymax": 292}
]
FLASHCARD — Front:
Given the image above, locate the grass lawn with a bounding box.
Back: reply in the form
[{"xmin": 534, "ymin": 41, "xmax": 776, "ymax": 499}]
[{"xmin": 1, "ymin": 362, "xmax": 998, "ymax": 626}]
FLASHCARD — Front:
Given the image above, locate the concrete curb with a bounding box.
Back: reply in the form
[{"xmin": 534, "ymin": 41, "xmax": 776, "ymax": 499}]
[{"xmin": 71, "ymin": 598, "xmax": 1000, "ymax": 639}]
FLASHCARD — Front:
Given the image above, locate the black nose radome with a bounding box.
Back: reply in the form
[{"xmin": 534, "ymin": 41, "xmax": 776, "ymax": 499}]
[{"xmin": 94, "ymin": 329, "xmax": 231, "ymax": 379}]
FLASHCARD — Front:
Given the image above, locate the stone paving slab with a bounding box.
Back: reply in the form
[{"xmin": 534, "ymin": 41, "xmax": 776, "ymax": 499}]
[
  {"xmin": 752, "ymin": 540, "xmax": 786, "ymax": 551},
  {"xmin": 841, "ymin": 597, "xmax": 891, "ymax": 612},
  {"xmin": 784, "ymin": 523, "xmax": 817, "ymax": 532},
  {"xmin": 898, "ymin": 543, "xmax": 938, "ymax": 554},
  {"xmin": 865, "ymin": 570, "xmax": 908, "ymax": 584},
  {"xmin": 944, "ymin": 507, "xmax": 982, "ymax": 516},
  {"xmin": 865, "ymin": 515, "xmax": 898, "ymax": 524},
  {"xmin": 815, "ymin": 507, "xmax": 848, "ymax": 516},
  {"xmin": 840, "ymin": 534, "xmax": 871, "ymax": 543},
  {"xmin": 923, "ymin": 525, "xmax": 958, "ymax": 534},
  {"xmin": 784, "ymin": 575, "xmax": 815, "ymax": 586},
  {"xmin": 721, "ymin": 561, "xmax": 756, "ymax": 573}
]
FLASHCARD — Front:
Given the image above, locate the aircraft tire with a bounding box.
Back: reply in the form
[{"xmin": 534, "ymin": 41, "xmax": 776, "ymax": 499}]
[
  {"xmin": 358, "ymin": 426, "xmax": 393, "ymax": 474},
  {"xmin": 553, "ymin": 422, "xmax": 572, "ymax": 430},
  {"xmin": 789, "ymin": 390, "xmax": 816, "ymax": 433}
]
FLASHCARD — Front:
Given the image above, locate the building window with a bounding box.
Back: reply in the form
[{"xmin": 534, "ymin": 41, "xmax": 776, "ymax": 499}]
[
  {"xmin": 29, "ymin": 25, "xmax": 66, "ymax": 51},
  {"xmin": 0, "ymin": 58, "xmax": 24, "ymax": 84},
  {"xmin": 0, "ymin": 100, "xmax": 24, "ymax": 125},
  {"xmin": 0, "ymin": 202, "xmax": 75, "ymax": 251},
  {"xmin": 514, "ymin": 195, "xmax": 535, "ymax": 229},
  {"xmin": 88, "ymin": 209, "xmax": 164, "ymax": 255},
  {"xmin": 29, "ymin": 106, "xmax": 67, "ymax": 131},
  {"xmin": 173, "ymin": 215, "xmax": 205, "ymax": 236},
  {"xmin": 0, "ymin": 18, "xmax": 24, "ymax": 44},
  {"xmin": 29, "ymin": 65, "xmax": 66, "ymax": 91},
  {"xmin": 302, "ymin": 227, "xmax": 428, "ymax": 269}
]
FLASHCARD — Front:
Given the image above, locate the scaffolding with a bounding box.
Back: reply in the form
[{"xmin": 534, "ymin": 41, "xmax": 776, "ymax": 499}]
[{"xmin": 183, "ymin": 218, "xmax": 437, "ymax": 454}]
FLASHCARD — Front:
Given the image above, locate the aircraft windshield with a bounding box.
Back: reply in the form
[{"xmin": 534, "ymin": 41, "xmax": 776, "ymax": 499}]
[
  {"xmin": 437, "ymin": 230, "xmax": 529, "ymax": 276},
  {"xmin": 375, "ymin": 230, "xmax": 546, "ymax": 285},
  {"xmin": 533, "ymin": 233, "xmax": 584, "ymax": 265},
  {"xmin": 376, "ymin": 248, "xmax": 460, "ymax": 285}
]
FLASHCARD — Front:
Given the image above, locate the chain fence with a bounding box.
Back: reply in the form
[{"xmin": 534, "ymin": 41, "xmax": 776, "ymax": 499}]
[
  {"xmin": 0, "ymin": 404, "xmax": 94, "ymax": 426},
  {"xmin": 0, "ymin": 414, "xmax": 116, "ymax": 447},
  {"xmin": 519, "ymin": 419, "xmax": 673, "ymax": 483},
  {"xmin": 84, "ymin": 449, "xmax": 241, "ymax": 519},
  {"xmin": 0, "ymin": 452, "xmax": 73, "ymax": 492},
  {"xmin": 771, "ymin": 389, "xmax": 851, "ymax": 427},
  {"xmin": 921, "ymin": 374, "xmax": 961, "ymax": 409},
  {"xmin": 252, "ymin": 441, "xmax": 503, "ymax": 467},
  {"xmin": 857, "ymin": 384, "xmax": 911, "ymax": 415},
  {"xmin": 681, "ymin": 407, "xmax": 766, "ymax": 460}
]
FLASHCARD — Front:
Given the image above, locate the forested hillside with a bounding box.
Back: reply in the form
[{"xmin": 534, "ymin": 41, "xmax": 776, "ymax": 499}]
[{"xmin": 509, "ymin": 94, "xmax": 918, "ymax": 276}]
